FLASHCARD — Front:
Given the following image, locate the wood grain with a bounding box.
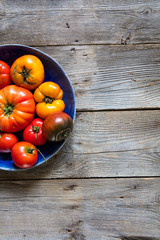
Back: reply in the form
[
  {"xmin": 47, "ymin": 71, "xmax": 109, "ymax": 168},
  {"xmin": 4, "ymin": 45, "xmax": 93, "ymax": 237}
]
[
  {"xmin": 1, "ymin": 110, "xmax": 160, "ymax": 179},
  {"xmin": 0, "ymin": 178, "xmax": 159, "ymax": 240},
  {"xmin": 1, "ymin": 1, "xmax": 160, "ymax": 240},
  {"xmin": 35, "ymin": 44, "xmax": 160, "ymax": 111},
  {"xmin": 0, "ymin": 0, "xmax": 160, "ymax": 45}
]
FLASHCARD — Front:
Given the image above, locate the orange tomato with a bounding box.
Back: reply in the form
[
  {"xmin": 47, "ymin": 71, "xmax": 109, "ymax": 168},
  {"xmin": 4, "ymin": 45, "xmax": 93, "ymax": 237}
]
[
  {"xmin": 34, "ymin": 81, "xmax": 65, "ymax": 119},
  {"xmin": 0, "ymin": 85, "xmax": 35, "ymax": 132},
  {"xmin": 10, "ymin": 55, "xmax": 45, "ymax": 90}
]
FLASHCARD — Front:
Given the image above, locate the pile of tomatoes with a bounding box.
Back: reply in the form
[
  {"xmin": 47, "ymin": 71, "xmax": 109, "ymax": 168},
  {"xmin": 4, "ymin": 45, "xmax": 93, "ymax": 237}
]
[{"xmin": 0, "ymin": 55, "xmax": 73, "ymax": 169}]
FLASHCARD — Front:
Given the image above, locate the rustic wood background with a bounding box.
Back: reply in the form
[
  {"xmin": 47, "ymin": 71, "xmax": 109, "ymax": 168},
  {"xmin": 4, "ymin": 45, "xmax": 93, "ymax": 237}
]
[{"xmin": 0, "ymin": 1, "xmax": 160, "ymax": 239}]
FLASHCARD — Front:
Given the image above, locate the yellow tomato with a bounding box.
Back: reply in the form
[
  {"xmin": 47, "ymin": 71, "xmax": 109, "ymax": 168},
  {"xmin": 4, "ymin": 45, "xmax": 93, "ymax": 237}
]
[
  {"xmin": 10, "ymin": 55, "xmax": 45, "ymax": 90},
  {"xmin": 34, "ymin": 81, "xmax": 65, "ymax": 119}
]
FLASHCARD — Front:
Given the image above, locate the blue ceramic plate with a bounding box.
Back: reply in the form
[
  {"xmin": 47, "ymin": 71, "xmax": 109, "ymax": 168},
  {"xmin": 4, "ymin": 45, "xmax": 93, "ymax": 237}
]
[{"xmin": 0, "ymin": 44, "xmax": 76, "ymax": 171}]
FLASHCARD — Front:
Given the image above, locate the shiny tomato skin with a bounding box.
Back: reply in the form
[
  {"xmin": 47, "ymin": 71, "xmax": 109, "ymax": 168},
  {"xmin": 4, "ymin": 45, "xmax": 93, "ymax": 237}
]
[
  {"xmin": 42, "ymin": 112, "xmax": 73, "ymax": 141},
  {"xmin": 36, "ymin": 100, "xmax": 65, "ymax": 119},
  {"xmin": 0, "ymin": 60, "xmax": 11, "ymax": 89},
  {"xmin": 10, "ymin": 55, "xmax": 44, "ymax": 90},
  {"xmin": 11, "ymin": 141, "xmax": 38, "ymax": 169},
  {"xmin": 34, "ymin": 82, "xmax": 65, "ymax": 119},
  {"xmin": 0, "ymin": 133, "xmax": 18, "ymax": 153},
  {"xmin": 23, "ymin": 118, "xmax": 47, "ymax": 146},
  {"xmin": 0, "ymin": 85, "xmax": 35, "ymax": 132}
]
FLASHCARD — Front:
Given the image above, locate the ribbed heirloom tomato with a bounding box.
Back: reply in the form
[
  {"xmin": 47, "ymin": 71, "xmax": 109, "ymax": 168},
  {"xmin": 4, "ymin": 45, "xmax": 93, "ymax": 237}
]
[
  {"xmin": 10, "ymin": 55, "xmax": 45, "ymax": 90},
  {"xmin": 0, "ymin": 85, "xmax": 35, "ymax": 132},
  {"xmin": 34, "ymin": 81, "xmax": 65, "ymax": 119}
]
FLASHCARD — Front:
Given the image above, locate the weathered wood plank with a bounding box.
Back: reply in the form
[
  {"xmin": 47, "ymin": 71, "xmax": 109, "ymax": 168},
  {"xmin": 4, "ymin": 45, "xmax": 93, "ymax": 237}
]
[
  {"xmin": 0, "ymin": 0, "xmax": 160, "ymax": 45},
  {"xmin": 36, "ymin": 44, "xmax": 160, "ymax": 111},
  {"xmin": 1, "ymin": 110, "xmax": 160, "ymax": 179},
  {"xmin": 0, "ymin": 178, "xmax": 159, "ymax": 240},
  {"xmin": 1, "ymin": 45, "xmax": 160, "ymax": 111}
]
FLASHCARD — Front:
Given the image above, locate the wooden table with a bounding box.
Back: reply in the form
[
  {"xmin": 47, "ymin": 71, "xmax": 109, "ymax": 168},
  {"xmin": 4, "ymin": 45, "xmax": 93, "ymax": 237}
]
[{"xmin": 0, "ymin": 1, "xmax": 160, "ymax": 239}]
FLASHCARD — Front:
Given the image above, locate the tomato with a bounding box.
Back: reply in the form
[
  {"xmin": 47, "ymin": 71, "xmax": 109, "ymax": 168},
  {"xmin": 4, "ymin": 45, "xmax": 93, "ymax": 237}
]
[
  {"xmin": 11, "ymin": 141, "xmax": 38, "ymax": 169},
  {"xmin": 0, "ymin": 133, "xmax": 18, "ymax": 153},
  {"xmin": 0, "ymin": 60, "xmax": 11, "ymax": 89},
  {"xmin": 23, "ymin": 118, "xmax": 47, "ymax": 146},
  {"xmin": 36, "ymin": 100, "xmax": 65, "ymax": 119},
  {"xmin": 10, "ymin": 55, "xmax": 45, "ymax": 90},
  {"xmin": 0, "ymin": 85, "xmax": 35, "ymax": 132},
  {"xmin": 42, "ymin": 112, "xmax": 73, "ymax": 141},
  {"xmin": 34, "ymin": 81, "xmax": 65, "ymax": 119}
]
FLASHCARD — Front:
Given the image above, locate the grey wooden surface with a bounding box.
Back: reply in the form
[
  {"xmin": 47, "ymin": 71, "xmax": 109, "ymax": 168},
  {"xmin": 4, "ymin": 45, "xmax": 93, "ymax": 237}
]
[
  {"xmin": 0, "ymin": 178, "xmax": 159, "ymax": 240},
  {"xmin": 0, "ymin": 1, "xmax": 160, "ymax": 240}
]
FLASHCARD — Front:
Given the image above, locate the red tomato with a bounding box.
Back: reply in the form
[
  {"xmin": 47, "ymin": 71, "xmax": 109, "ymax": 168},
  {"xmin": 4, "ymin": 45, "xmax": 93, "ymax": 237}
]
[
  {"xmin": 0, "ymin": 85, "xmax": 35, "ymax": 132},
  {"xmin": 0, "ymin": 133, "xmax": 18, "ymax": 153},
  {"xmin": 11, "ymin": 141, "xmax": 38, "ymax": 169},
  {"xmin": 23, "ymin": 118, "xmax": 47, "ymax": 146},
  {"xmin": 0, "ymin": 60, "xmax": 11, "ymax": 89}
]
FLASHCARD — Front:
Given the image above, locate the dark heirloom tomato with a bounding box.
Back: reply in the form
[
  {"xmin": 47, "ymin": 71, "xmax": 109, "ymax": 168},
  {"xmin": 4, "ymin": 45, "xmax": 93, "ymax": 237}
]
[
  {"xmin": 0, "ymin": 60, "xmax": 11, "ymax": 89},
  {"xmin": 0, "ymin": 85, "xmax": 35, "ymax": 132},
  {"xmin": 0, "ymin": 133, "xmax": 18, "ymax": 153},
  {"xmin": 23, "ymin": 118, "xmax": 47, "ymax": 146},
  {"xmin": 42, "ymin": 112, "xmax": 73, "ymax": 141},
  {"xmin": 11, "ymin": 141, "xmax": 38, "ymax": 169}
]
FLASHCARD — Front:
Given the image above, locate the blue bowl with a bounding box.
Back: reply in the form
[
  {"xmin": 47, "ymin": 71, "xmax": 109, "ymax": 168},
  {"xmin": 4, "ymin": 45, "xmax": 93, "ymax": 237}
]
[{"xmin": 0, "ymin": 44, "xmax": 76, "ymax": 171}]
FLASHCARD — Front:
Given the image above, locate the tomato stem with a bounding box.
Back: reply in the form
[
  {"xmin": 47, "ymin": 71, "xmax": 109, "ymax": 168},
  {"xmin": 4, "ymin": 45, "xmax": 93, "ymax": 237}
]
[
  {"xmin": 33, "ymin": 148, "xmax": 47, "ymax": 162},
  {"xmin": 32, "ymin": 126, "xmax": 40, "ymax": 133},
  {"xmin": 19, "ymin": 66, "xmax": 34, "ymax": 85},
  {"xmin": 1, "ymin": 104, "xmax": 14, "ymax": 116},
  {"xmin": 32, "ymin": 126, "xmax": 40, "ymax": 140},
  {"xmin": 43, "ymin": 96, "xmax": 54, "ymax": 104},
  {"xmin": 26, "ymin": 147, "xmax": 34, "ymax": 154},
  {"xmin": 56, "ymin": 128, "xmax": 71, "ymax": 141}
]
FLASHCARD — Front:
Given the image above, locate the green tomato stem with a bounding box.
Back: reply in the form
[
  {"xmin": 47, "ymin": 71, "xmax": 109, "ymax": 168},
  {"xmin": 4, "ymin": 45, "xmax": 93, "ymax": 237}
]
[
  {"xmin": 26, "ymin": 147, "xmax": 34, "ymax": 154},
  {"xmin": 32, "ymin": 126, "xmax": 40, "ymax": 133},
  {"xmin": 32, "ymin": 126, "xmax": 40, "ymax": 140},
  {"xmin": 1, "ymin": 104, "xmax": 14, "ymax": 116}
]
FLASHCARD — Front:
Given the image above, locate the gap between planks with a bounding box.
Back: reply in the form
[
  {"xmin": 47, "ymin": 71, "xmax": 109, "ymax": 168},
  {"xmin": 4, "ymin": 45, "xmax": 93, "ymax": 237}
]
[
  {"xmin": 0, "ymin": 176, "xmax": 159, "ymax": 182},
  {"xmin": 22, "ymin": 43, "xmax": 160, "ymax": 48},
  {"xmin": 76, "ymin": 108, "xmax": 160, "ymax": 112}
]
